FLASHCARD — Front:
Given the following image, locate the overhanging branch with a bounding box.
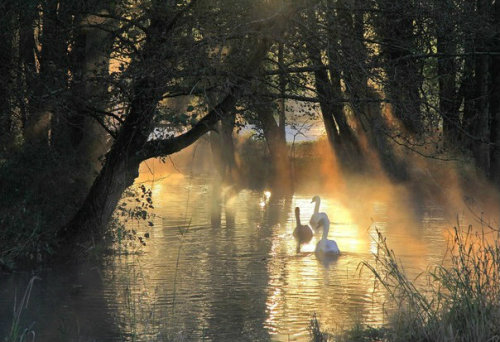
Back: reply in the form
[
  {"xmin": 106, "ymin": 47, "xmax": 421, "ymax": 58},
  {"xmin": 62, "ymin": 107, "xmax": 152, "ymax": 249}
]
[
  {"xmin": 258, "ymin": 92, "xmax": 390, "ymax": 104},
  {"xmin": 138, "ymin": 37, "xmax": 274, "ymax": 161},
  {"xmin": 139, "ymin": 84, "xmax": 241, "ymax": 161}
]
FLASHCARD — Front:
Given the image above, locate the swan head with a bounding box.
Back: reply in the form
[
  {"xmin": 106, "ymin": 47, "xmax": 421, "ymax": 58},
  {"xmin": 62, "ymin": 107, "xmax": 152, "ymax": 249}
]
[
  {"xmin": 311, "ymin": 195, "xmax": 320, "ymax": 203},
  {"xmin": 295, "ymin": 206, "xmax": 300, "ymax": 216}
]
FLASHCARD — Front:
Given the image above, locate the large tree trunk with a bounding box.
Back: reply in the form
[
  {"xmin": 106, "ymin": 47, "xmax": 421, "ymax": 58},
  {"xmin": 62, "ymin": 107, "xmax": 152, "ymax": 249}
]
[
  {"xmin": 55, "ymin": 7, "xmax": 181, "ymax": 250},
  {"xmin": 56, "ymin": 28, "xmax": 273, "ymax": 255},
  {"xmin": 464, "ymin": 0, "xmax": 491, "ymax": 174},
  {"xmin": 0, "ymin": 2, "xmax": 15, "ymax": 150},
  {"xmin": 56, "ymin": 72, "xmax": 163, "ymax": 250},
  {"xmin": 53, "ymin": 5, "xmax": 117, "ymax": 185},
  {"xmin": 256, "ymin": 102, "xmax": 292, "ymax": 194},
  {"xmin": 374, "ymin": 0, "xmax": 423, "ymax": 136},
  {"xmin": 306, "ymin": 4, "xmax": 365, "ymax": 172},
  {"xmin": 437, "ymin": 31, "xmax": 460, "ymax": 149},
  {"xmin": 25, "ymin": 0, "xmax": 70, "ymax": 146},
  {"xmin": 336, "ymin": 0, "xmax": 408, "ymax": 181}
]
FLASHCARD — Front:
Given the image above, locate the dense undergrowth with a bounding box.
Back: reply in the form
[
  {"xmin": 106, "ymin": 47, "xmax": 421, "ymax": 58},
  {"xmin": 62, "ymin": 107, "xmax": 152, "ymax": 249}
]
[
  {"xmin": 312, "ymin": 225, "xmax": 500, "ymax": 342},
  {"xmin": 0, "ymin": 146, "xmax": 154, "ymax": 270},
  {"xmin": 0, "ymin": 147, "xmax": 87, "ymax": 269}
]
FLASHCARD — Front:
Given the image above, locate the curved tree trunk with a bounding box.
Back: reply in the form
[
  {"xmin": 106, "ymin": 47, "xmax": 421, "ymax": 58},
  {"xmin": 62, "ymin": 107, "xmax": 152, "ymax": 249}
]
[
  {"xmin": 56, "ymin": 33, "xmax": 273, "ymax": 256},
  {"xmin": 56, "ymin": 73, "xmax": 163, "ymax": 250}
]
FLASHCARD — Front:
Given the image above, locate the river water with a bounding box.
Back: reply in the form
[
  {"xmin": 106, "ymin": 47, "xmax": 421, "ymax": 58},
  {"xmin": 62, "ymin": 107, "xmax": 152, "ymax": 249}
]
[{"xmin": 0, "ymin": 175, "xmax": 458, "ymax": 341}]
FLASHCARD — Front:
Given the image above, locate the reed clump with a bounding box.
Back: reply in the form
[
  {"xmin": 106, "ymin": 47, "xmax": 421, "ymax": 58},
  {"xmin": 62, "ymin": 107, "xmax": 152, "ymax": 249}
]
[
  {"xmin": 313, "ymin": 225, "xmax": 500, "ymax": 342},
  {"xmin": 4, "ymin": 276, "xmax": 39, "ymax": 342}
]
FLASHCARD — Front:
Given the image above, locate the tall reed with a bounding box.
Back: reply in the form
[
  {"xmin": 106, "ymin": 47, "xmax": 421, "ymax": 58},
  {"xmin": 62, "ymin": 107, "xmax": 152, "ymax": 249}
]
[
  {"xmin": 5, "ymin": 276, "xmax": 39, "ymax": 342},
  {"xmin": 313, "ymin": 225, "xmax": 500, "ymax": 342}
]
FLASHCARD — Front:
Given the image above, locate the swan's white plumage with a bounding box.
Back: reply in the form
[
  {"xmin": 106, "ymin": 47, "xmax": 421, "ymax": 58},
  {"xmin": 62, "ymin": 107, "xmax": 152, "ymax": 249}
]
[
  {"xmin": 309, "ymin": 196, "xmax": 323, "ymax": 230},
  {"xmin": 315, "ymin": 215, "xmax": 340, "ymax": 255}
]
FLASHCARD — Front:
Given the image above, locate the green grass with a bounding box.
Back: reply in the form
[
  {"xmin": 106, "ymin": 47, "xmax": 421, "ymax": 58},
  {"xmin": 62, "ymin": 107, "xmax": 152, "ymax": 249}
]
[{"xmin": 312, "ymin": 225, "xmax": 500, "ymax": 342}]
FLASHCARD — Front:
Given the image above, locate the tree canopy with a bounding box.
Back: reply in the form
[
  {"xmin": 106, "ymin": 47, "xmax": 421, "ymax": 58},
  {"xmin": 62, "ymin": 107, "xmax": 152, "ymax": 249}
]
[{"xmin": 1, "ymin": 0, "xmax": 500, "ymax": 265}]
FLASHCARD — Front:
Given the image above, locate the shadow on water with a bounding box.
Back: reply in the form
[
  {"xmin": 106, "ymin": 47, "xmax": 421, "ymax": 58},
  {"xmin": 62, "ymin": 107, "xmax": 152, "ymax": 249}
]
[{"xmin": 0, "ymin": 263, "xmax": 119, "ymax": 341}]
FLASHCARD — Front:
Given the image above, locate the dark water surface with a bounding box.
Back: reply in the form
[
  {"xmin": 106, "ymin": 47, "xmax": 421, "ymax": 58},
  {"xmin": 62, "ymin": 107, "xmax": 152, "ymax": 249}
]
[{"xmin": 0, "ymin": 176, "xmax": 453, "ymax": 341}]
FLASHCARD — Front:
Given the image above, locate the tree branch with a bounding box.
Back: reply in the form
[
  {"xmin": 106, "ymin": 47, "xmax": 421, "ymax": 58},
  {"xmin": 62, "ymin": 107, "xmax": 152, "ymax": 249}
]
[
  {"xmin": 138, "ymin": 37, "xmax": 273, "ymax": 160},
  {"xmin": 258, "ymin": 92, "xmax": 390, "ymax": 104},
  {"xmin": 139, "ymin": 84, "xmax": 241, "ymax": 160}
]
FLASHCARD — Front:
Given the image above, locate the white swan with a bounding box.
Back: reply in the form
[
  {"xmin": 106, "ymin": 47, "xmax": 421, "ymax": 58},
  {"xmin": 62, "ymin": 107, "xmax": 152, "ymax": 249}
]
[
  {"xmin": 293, "ymin": 207, "xmax": 313, "ymax": 244},
  {"xmin": 315, "ymin": 214, "xmax": 340, "ymax": 255},
  {"xmin": 309, "ymin": 195, "xmax": 323, "ymax": 230}
]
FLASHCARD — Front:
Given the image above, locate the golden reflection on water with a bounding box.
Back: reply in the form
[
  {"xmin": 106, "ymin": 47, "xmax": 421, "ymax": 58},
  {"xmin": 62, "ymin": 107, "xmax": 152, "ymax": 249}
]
[
  {"xmin": 261, "ymin": 195, "xmax": 391, "ymax": 340},
  {"xmin": 104, "ymin": 177, "xmax": 458, "ymax": 341}
]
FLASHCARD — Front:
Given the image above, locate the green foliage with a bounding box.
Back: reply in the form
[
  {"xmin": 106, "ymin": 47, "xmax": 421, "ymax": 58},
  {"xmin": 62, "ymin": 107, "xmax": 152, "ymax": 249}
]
[{"xmin": 110, "ymin": 184, "xmax": 154, "ymax": 252}]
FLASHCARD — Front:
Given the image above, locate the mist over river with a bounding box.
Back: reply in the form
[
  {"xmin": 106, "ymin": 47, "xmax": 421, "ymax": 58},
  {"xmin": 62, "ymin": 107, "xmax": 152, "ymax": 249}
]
[{"xmin": 0, "ymin": 174, "xmax": 465, "ymax": 341}]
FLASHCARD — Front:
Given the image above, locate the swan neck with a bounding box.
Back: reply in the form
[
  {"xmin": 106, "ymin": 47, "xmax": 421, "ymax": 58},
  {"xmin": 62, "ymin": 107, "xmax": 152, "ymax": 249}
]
[
  {"xmin": 295, "ymin": 209, "xmax": 301, "ymax": 226},
  {"xmin": 314, "ymin": 198, "xmax": 320, "ymax": 214},
  {"xmin": 321, "ymin": 221, "xmax": 330, "ymax": 240}
]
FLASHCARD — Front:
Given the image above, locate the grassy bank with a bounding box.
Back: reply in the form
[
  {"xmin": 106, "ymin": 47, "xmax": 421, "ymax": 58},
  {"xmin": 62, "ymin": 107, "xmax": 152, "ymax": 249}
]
[{"xmin": 312, "ymin": 225, "xmax": 500, "ymax": 342}]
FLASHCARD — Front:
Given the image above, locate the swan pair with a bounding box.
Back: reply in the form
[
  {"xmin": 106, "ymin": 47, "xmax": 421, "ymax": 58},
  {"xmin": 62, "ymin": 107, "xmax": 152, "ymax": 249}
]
[{"xmin": 293, "ymin": 196, "xmax": 340, "ymax": 255}]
